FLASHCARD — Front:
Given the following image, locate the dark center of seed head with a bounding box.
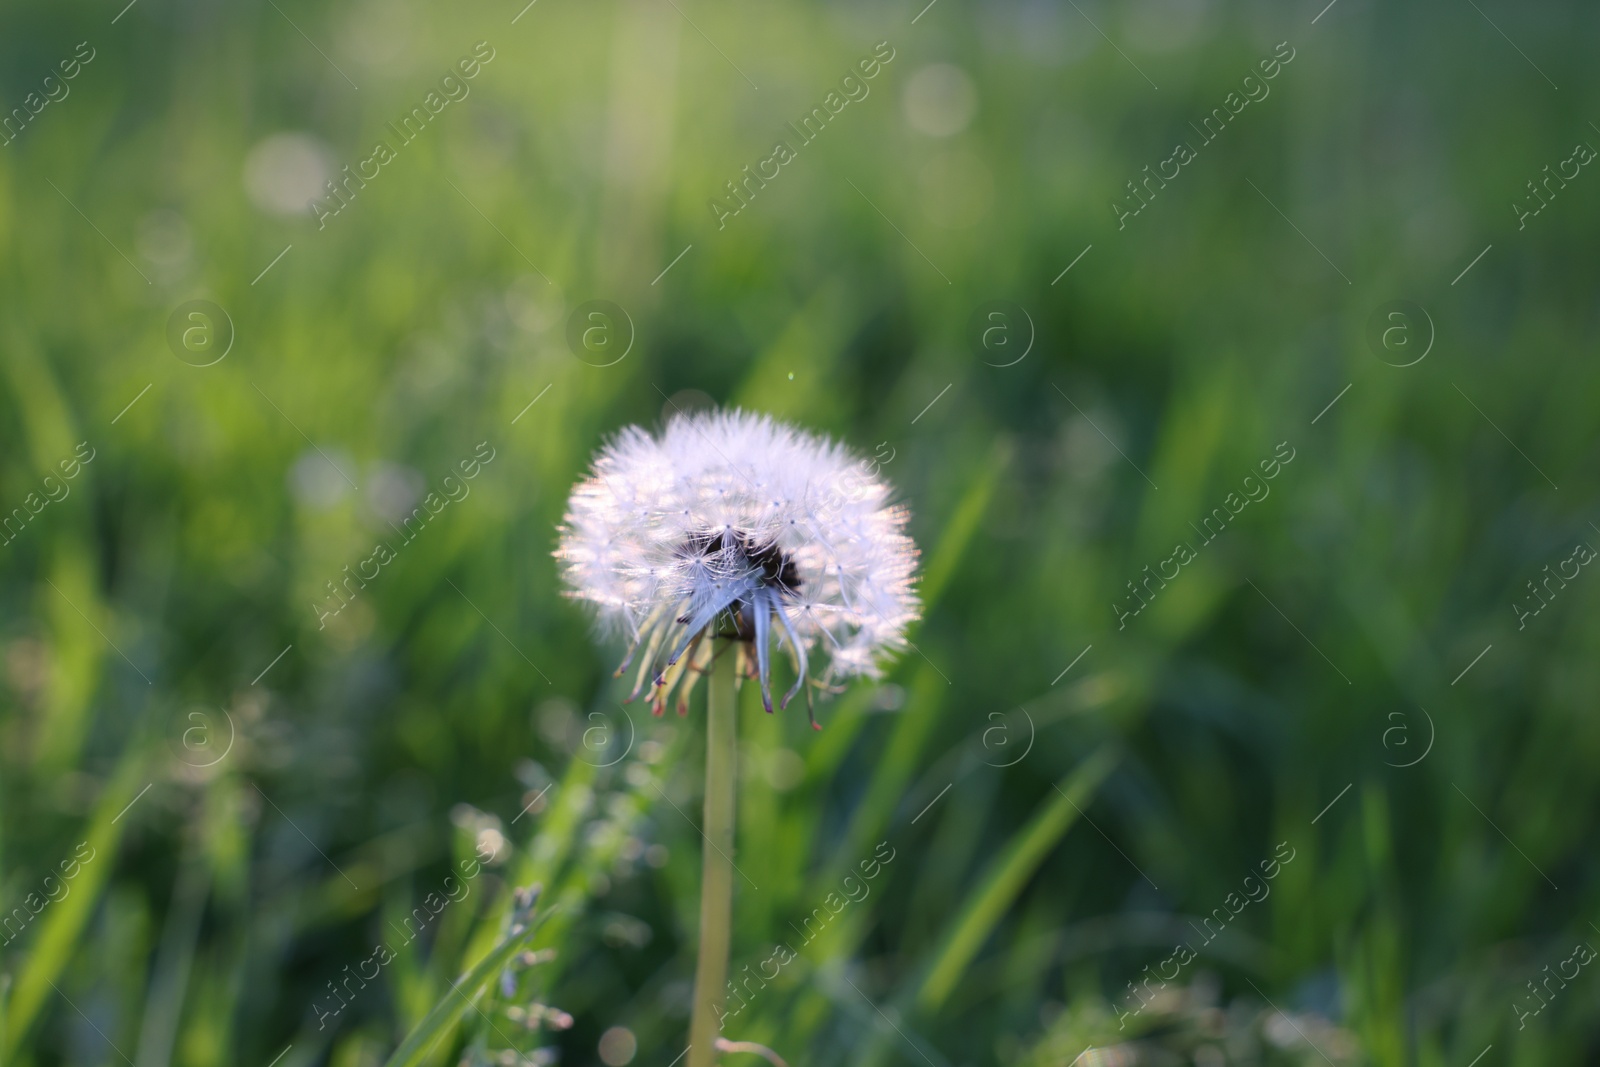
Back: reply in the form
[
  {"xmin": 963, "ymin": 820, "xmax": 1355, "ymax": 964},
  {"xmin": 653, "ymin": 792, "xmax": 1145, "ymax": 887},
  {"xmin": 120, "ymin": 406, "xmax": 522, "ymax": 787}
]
[{"xmin": 681, "ymin": 530, "xmax": 801, "ymax": 592}]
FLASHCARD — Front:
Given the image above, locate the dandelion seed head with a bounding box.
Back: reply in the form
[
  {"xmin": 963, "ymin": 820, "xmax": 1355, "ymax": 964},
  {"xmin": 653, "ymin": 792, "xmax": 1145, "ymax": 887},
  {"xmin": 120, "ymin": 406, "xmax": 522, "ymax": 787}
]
[{"xmin": 556, "ymin": 409, "xmax": 919, "ymax": 715}]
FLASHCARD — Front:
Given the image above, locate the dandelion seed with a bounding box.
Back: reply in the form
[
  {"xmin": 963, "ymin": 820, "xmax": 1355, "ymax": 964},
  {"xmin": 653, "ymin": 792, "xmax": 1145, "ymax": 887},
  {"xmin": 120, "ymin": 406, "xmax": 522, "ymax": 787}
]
[{"xmin": 556, "ymin": 409, "xmax": 920, "ymax": 724}]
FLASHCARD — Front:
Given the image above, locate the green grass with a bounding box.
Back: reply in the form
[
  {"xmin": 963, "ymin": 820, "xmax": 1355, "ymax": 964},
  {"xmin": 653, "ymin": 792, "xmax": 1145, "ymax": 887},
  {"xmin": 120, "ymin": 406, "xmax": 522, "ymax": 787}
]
[{"xmin": 2, "ymin": 0, "xmax": 1599, "ymax": 1064}]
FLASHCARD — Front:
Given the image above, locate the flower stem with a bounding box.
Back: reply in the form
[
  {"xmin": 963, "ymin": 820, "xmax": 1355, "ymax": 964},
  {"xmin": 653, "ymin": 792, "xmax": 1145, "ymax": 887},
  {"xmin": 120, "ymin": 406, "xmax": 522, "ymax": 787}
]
[{"xmin": 688, "ymin": 645, "xmax": 738, "ymax": 1067}]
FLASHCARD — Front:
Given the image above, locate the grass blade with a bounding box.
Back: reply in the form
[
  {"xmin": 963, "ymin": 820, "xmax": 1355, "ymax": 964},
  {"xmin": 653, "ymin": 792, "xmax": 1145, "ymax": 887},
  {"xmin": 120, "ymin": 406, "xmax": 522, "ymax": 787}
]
[
  {"xmin": 916, "ymin": 438, "xmax": 1010, "ymax": 616},
  {"xmin": 380, "ymin": 905, "xmax": 548, "ymax": 1067},
  {"xmin": 2, "ymin": 747, "xmax": 147, "ymax": 1059},
  {"xmin": 915, "ymin": 746, "xmax": 1117, "ymax": 1013}
]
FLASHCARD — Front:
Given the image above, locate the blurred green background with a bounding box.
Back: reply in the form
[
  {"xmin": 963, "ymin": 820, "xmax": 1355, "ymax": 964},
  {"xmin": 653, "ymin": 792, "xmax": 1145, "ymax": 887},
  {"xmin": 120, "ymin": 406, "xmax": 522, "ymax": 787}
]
[{"xmin": 2, "ymin": 0, "xmax": 1597, "ymax": 1064}]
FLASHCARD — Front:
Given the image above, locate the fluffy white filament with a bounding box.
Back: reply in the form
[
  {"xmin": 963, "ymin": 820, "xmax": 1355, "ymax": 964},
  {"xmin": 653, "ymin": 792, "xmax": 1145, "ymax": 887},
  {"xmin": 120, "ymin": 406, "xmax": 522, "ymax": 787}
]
[{"xmin": 556, "ymin": 409, "xmax": 919, "ymax": 715}]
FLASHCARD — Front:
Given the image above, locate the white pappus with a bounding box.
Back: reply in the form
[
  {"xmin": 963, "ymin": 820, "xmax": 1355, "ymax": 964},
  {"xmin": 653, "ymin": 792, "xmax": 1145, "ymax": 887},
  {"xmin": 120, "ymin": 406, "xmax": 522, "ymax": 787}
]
[{"xmin": 555, "ymin": 408, "xmax": 920, "ymax": 724}]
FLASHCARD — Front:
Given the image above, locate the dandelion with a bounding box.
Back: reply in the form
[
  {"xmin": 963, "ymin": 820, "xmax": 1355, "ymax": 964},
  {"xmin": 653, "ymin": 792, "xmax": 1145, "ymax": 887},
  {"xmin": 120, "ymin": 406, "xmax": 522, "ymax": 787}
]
[
  {"xmin": 555, "ymin": 408, "xmax": 920, "ymax": 1067},
  {"xmin": 555, "ymin": 408, "xmax": 920, "ymax": 725}
]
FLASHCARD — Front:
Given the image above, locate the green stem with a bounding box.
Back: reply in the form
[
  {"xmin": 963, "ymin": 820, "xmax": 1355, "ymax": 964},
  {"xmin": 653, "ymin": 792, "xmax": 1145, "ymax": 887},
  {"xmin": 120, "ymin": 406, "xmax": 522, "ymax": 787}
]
[{"xmin": 688, "ymin": 645, "xmax": 738, "ymax": 1067}]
